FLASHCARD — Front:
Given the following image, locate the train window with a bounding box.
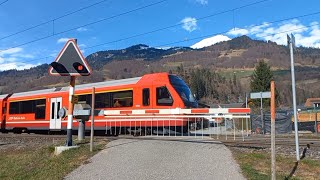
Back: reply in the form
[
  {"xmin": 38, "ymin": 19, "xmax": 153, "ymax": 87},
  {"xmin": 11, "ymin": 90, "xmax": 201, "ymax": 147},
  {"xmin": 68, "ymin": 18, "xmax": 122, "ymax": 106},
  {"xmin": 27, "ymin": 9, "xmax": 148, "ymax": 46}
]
[
  {"xmin": 9, "ymin": 102, "xmax": 19, "ymax": 114},
  {"xmin": 21, "ymin": 101, "xmax": 35, "ymax": 113},
  {"xmin": 111, "ymin": 90, "xmax": 133, "ymax": 107},
  {"xmin": 143, "ymin": 88, "xmax": 150, "ymax": 106},
  {"xmin": 51, "ymin": 102, "xmax": 55, "ymax": 119},
  {"xmin": 10, "ymin": 99, "xmax": 46, "ymax": 116},
  {"xmin": 35, "ymin": 99, "xmax": 46, "ymax": 119},
  {"xmin": 78, "ymin": 94, "xmax": 92, "ymax": 105},
  {"xmin": 56, "ymin": 102, "xmax": 61, "ymax": 119},
  {"xmin": 95, "ymin": 93, "xmax": 111, "ymax": 108},
  {"xmin": 156, "ymin": 86, "xmax": 173, "ymax": 106}
]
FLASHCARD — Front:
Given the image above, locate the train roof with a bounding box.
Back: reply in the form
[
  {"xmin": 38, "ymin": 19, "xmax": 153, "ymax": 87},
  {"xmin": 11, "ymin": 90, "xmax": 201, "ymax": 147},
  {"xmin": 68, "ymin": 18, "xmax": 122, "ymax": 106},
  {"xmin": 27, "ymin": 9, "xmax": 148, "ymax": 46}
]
[
  {"xmin": 9, "ymin": 76, "xmax": 142, "ymax": 98},
  {"xmin": 10, "ymin": 88, "xmax": 59, "ymax": 98},
  {"xmin": 0, "ymin": 94, "xmax": 9, "ymax": 100},
  {"xmin": 61, "ymin": 76, "xmax": 141, "ymax": 91}
]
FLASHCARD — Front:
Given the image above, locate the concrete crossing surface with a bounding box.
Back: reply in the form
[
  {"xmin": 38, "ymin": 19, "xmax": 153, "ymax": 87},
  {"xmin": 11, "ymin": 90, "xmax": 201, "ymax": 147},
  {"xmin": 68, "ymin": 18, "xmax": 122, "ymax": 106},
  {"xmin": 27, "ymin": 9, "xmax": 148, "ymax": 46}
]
[{"xmin": 65, "ymin": 137, "xmax": 245, "ymax": 180}]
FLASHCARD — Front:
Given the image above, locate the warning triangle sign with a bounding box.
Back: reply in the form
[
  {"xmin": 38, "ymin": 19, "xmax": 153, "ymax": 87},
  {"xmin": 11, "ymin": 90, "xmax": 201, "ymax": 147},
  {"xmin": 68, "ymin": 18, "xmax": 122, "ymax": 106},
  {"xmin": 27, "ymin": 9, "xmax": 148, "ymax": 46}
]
[{"xmin": 49, "ymin": 39, "xmax": 91, "ymax": 76}]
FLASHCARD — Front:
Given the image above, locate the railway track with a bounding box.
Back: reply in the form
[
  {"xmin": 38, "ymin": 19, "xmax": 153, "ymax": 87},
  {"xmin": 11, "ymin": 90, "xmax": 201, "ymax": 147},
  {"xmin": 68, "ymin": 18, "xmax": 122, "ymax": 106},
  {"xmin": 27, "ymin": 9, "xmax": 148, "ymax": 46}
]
[
  {"xmin": 1, "ymin": 133, "xmax": 319, "ymax": 148},
  {"xmin": 0, "ymin": 133, "xmax": 66, "ymax": 139},
  {"xmin": 221, "ymin": 137, "xmax": 320, "ymax": 149}
]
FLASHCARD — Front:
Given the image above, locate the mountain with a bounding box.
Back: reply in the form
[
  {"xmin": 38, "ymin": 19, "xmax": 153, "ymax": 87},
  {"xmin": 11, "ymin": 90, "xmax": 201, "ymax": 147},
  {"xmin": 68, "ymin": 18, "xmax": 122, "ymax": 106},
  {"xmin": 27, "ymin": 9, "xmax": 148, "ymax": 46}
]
[
  {"xmin": 86, "ymin": 44, "xmax": 192, "ymax": 70},
  {"xmin": 1, "ymin": 35, "xmax": 320, "ymax": 106}
]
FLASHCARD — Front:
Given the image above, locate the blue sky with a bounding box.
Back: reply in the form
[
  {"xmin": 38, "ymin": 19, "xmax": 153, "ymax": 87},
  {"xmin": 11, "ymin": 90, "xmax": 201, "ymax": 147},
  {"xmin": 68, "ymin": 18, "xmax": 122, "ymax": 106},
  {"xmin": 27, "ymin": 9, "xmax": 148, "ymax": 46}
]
[{"xmin": 0, "ymin": 0, "xmax": 320, "ymax": 71}]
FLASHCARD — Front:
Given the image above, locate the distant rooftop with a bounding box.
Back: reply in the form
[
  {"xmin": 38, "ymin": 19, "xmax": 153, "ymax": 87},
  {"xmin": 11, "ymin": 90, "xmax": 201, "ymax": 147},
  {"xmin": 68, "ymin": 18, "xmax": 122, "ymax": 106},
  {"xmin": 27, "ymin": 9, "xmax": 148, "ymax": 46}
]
[{"xmin": 305, "ymin": 98, "xmax": 320, "ymax": 107}]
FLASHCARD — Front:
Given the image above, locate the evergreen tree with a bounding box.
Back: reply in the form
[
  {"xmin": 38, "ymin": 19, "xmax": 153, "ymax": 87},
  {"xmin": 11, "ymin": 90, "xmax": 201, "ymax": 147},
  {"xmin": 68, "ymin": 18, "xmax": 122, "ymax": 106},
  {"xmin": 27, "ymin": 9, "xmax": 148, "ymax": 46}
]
[
  {"xmin": 250, "ymin": 60, "xmax": 273, "ymax": 92},
  {"xmin": 250, "ymin": 60, "xmax": 274, "ymax": 107}
]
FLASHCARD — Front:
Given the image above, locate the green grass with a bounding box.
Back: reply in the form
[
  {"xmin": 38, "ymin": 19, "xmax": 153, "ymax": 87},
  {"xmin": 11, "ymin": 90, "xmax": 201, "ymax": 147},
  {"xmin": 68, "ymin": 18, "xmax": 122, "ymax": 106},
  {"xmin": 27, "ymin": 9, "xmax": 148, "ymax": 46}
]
[
  {"xmin": 0, "ymin": 139, "xmax": 107, "ymax": 180},
  {"xmin": 232, "ymin": 150, "xmax": 320, "ymax": 180},
  {"xmin": 240, "ymin": 163, "xmax": 270, "ymax": 180}
]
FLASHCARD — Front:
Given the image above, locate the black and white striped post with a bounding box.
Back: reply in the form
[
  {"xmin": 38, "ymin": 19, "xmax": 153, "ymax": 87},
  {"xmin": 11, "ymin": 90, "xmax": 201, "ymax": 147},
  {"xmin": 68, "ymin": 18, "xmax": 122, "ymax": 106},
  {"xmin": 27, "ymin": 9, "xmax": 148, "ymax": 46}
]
[{"xmin": 66, "ymin": 76, "xmax": 76, "ymax": 146}]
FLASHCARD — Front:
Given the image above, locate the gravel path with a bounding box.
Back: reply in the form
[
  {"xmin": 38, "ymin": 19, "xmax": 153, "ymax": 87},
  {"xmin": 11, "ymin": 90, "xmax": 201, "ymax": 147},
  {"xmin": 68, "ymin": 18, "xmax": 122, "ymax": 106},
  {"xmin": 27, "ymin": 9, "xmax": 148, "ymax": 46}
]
[{"xmin": 65, "ymin": 137, "xmax": 245, "ymax": 180}]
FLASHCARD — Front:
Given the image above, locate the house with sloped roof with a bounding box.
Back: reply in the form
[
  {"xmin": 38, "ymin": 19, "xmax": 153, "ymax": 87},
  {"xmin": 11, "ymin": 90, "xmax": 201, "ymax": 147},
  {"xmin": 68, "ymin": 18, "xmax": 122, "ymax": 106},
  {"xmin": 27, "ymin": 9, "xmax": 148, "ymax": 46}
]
[{"xmin": 305, "ymin": 98, "xmax": 320, "ymax": 108}]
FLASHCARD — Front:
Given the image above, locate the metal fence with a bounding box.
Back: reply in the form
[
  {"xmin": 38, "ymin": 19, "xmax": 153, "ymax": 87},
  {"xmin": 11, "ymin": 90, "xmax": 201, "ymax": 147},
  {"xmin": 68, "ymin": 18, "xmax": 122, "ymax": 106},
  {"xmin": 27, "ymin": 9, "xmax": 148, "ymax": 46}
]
[{"xmin": 102, "ymin": 114, "xmax": 251, "ymax": 140}]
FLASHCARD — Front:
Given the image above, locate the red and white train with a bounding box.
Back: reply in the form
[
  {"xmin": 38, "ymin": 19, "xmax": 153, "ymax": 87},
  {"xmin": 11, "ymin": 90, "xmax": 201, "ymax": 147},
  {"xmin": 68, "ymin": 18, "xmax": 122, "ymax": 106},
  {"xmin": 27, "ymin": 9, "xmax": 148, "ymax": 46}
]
[{"xmin": 0, "ymin": 72, "xmax": 200, "ymax": 134}]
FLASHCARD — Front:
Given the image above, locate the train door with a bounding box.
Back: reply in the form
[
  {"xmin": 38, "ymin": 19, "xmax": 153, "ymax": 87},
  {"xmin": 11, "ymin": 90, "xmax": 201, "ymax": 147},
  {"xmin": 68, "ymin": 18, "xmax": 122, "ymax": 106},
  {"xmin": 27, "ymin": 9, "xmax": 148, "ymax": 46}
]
[{"xmin": 50, "ymin": 97, "xmax": 62, "ymax": 130}]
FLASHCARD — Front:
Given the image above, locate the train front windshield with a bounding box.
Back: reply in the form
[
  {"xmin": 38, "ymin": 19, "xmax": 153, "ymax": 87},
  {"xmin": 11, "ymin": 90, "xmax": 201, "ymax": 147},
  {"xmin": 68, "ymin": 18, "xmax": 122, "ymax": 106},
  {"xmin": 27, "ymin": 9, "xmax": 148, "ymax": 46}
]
[{"xmin": 169, "ymin": 75, "xmax": 198, "ymax": 108}]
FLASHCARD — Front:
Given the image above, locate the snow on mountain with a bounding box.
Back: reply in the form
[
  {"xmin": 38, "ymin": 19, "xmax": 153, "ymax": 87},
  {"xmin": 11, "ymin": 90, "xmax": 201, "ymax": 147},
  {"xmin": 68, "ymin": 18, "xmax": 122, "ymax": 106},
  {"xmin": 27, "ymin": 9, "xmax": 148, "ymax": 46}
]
[{"xmin": 191, "ymin": 35, "xmax": 231, "ymax": 49}]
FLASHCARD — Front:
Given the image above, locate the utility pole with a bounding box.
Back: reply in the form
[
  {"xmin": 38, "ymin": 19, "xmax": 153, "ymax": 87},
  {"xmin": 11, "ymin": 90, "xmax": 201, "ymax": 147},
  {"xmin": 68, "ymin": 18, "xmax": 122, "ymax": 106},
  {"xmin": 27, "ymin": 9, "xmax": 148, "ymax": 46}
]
[
  {"xmin": 245, "ymin": 93, "xmax": 249, "ymax": 136},
  {"xmin": 315, "ymin": 105, "xmax": 318, "ymax": 135},
  {"xmin": 260, "ymin": 92, "xmax": 264, "ymax": 134},
  {"xmin": 287, "ymin": 34, "xmax": 300, "ymax": 161},
  {"xmin": 270, "ymin": 81, "xmax": 276, "ymax": 180}
]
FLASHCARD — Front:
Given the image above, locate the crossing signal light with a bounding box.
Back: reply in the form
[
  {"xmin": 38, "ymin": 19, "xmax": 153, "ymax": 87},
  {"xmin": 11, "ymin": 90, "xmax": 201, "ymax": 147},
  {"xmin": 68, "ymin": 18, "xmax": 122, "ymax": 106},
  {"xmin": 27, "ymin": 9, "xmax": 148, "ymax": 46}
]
[
  {"xmin": 50, "ymin": 62, "xmax": 69, "ymax": 74},
  {"xmin": 48, "ymin": 39, "xmax": 91, "ymax": 76},
  {"xmin": 73, "ymin": 62, "xmax": 89, "ymax": 74}
]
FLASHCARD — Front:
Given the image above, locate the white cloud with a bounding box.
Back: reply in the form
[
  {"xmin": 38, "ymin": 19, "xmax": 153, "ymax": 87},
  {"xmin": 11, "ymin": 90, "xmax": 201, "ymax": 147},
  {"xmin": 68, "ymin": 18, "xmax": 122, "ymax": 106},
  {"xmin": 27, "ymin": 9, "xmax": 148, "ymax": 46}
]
[
  {"xmin": 0, "ymin": 47, "xmax": 38, "ymax": 71},
  {"xmin": 226, "ymin": 19, "xmax": 320, "ymax": 48},
  {"xmin": 11, "ymin": 54, "xmax": 35, "ymax": 59},
  {"xmin": 195, "ymin": 0, "xmax": 208, "ymax": 5},
  {"xmin": 227, "ymin": 28, "xmax": 249, "ymax": 36},
  {"xmin": 0, "ymin": 62, "xmax": 38, "ymax": 71},
  {"xmin": 191, "ymin": 35, "xmax": 230, "ymax": 49},
  {"xmin": 249, "ymin": 22, "xmax": 271, "ymax": 34},
  {"xmin": 76, "ymin": 27, "xmax": 88, "ymax": 32},
  {"xmin": 0, "ymin": 47, "xmax": 23, "ymax": 56},
  {"xmin": 181, "ymin": 17, "xmax": 197, "ymax": 32},
  {"xmin": 57, "ymin": 38, "xmax": 69, "ymax": 44},
  {"xmin": 78, "ymin": 44, "xmax": 86, "ymax": 48}
]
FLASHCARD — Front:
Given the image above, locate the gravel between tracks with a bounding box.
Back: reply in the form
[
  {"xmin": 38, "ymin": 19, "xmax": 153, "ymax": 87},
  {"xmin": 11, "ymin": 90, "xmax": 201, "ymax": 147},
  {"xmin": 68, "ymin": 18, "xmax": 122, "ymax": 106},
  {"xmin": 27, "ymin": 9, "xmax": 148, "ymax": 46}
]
[
  {"xmin": 65, "ymin": 137, "xmax": 245, "ymax": 180},
  {"xmin": 0, "ymin": 133, "xmax": 64, "ymax": 152}
]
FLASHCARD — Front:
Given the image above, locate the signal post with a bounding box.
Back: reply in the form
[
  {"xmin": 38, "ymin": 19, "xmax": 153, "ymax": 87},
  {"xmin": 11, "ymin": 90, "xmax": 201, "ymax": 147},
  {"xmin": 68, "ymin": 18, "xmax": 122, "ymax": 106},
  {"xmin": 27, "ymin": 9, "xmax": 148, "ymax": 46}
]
[
  {"xmin": 49, "ymin": 39, "xmax": 92, "ymax": 149},
  {"xmin": 67, "ymin": 76, "xmax": 76, "ymax": 146}
]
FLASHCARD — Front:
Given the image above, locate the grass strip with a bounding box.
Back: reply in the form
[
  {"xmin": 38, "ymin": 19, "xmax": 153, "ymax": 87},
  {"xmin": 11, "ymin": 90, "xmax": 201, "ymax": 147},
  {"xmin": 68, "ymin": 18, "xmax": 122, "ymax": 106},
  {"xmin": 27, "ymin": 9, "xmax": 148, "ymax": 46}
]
[
  {"xmin": 0, "ymin": 139, "xmax": 107, "ymax": 180},
  {"xmin": 232, "ymin": 149, "xmax": 320, "ymax": 180}
]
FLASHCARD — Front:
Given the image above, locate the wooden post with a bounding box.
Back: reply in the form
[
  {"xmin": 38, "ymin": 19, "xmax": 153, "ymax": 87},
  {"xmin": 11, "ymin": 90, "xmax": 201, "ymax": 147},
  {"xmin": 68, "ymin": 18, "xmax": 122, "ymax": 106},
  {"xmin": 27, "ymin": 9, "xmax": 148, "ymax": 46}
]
[
  {"xmin": 90, "ymin": 87, "xmax": 95, "ymax": 152},
  {"xmin": 271, "ymin": 81, "xmax": 276, "ymax": 180}
]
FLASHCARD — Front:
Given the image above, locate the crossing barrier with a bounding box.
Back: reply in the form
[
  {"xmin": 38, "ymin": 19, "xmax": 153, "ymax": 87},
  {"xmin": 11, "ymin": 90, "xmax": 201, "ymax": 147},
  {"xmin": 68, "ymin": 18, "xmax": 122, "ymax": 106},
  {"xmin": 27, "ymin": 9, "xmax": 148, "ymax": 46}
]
[{"xmin": 101, "ymin": 108, "xmax": 250, "ymax": 139}]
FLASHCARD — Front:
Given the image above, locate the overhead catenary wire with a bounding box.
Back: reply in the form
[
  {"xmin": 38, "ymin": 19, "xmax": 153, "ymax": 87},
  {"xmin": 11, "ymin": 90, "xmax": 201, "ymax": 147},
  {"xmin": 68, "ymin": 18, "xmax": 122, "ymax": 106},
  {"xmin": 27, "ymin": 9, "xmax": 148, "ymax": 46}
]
[
  {"xmin": 2, "ymin": 12, "xmax": 319, "ymax": 69},
  {"xmin": 83, "ymin": 10, "xmax": 320, "ymax": 50},
  {"xmin": 0, "ymin": 0, "xmax": 110, "ymax": 40},
  {"xmin": 0, "ymin": 0, "xmax": 8, "ymax": 6},
  {"xmin": 82, "ymin": 0, "xmax": 271, "ymax": 50},
  {"xmin": 0, "ymin": 0, "xmax": 266, "ymax": 53},
  {"xmin": 0, "ymin": 0, "xmax": 168, "ymax": 53}
]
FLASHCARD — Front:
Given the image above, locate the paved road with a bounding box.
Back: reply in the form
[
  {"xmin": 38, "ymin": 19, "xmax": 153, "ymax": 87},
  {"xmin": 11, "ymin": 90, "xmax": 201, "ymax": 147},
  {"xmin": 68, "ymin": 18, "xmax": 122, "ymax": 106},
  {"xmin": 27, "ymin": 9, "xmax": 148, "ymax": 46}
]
[{"xmin": 66, "ymin": 137, "xmax": 245, "ymax": 180}]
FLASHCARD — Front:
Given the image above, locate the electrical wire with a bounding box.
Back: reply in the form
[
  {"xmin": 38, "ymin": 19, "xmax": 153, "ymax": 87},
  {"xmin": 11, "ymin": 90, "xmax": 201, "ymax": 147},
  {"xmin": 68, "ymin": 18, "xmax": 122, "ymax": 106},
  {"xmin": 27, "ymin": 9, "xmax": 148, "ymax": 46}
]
[
  {"xmin": 0, "ymin": 0, "xmax": 8, "ymax": 6},
  {"xmin": 0, "ymin": 0, "xmax": 110, "ymax": 40},
  {"xmin": 0, "ymin": 0, "xmax": 168, "ymax": 53},
  {"xmin": 83, "ymin": 10, "xmax": 320, "ymax": 50}
]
